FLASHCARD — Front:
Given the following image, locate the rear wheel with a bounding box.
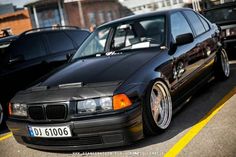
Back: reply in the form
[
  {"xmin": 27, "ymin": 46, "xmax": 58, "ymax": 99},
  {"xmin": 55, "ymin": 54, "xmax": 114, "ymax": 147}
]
[
  {"xmin": 215, "ymin": 48, "xmax": 230, "ymax": 80},
  {"xmin": 143, "ymin": 81, "xmax": 172, "ymax": 135}
]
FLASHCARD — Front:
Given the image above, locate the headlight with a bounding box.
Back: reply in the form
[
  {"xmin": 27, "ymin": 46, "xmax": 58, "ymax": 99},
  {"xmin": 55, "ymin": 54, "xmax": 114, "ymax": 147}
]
[
  {"xmin": 77, "ymin": 97, "xmax": 112, "ymax": 114},
  {"xmin": 9, "ymin": 103, "xmax": 27, "ymax": 117}
]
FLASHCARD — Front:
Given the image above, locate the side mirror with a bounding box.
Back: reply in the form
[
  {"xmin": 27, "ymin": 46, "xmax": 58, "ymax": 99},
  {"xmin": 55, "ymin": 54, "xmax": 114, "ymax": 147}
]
[
  {"xmin": 168, "ymin": 33, "xmax": 194, "ymax": 55},
  {"xmin": 8, "ymin": 55, "xmax": 24, "ymax": 64},
  {"xmin": 176, "ymin": 33, "xmax": 194, "ymax": 46}
]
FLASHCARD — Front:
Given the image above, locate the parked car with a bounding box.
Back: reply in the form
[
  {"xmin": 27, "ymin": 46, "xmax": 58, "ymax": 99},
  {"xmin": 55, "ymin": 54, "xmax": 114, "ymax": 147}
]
[
  {"xmin": 0, "ymin": 27, "xmax": 90, "ymax": 126},
  {"xmin": 0, "ymin": 35, "xmax": 18, "ymax": 126},
  {"xmin": 7, "ymin": 8, "xmax": 230, "ymax": 151},
  {"xmin": 203, "ymin": 2, "xmax": 236, "ymax": 56}
]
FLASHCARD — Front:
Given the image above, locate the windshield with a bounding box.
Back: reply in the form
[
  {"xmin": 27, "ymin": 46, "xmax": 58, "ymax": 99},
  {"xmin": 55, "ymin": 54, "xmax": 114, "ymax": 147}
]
[
  {"xmin": 72, "ymin": 16, "xmax": 165, "ymax": 60},
  {"xmin": 205, "ymin": 6, "xmax": 236, "ymax": 23}
]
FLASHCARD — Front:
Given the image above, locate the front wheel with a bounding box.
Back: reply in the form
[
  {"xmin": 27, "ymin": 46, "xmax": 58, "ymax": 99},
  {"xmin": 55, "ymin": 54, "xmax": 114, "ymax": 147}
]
[
  {"xmin": 0, "ymin": 103, "xmax": 4, "ymax": 127},
  {"xmin": 215, "ymin": 48, "xmax": 230, "ymax": 80},
  {"xmin": 143, "ymin": 81, "xmax": 172, "ymax": 135}
]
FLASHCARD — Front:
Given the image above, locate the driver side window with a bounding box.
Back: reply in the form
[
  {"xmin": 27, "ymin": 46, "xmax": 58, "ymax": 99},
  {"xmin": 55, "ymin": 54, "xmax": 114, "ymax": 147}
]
[{"xmin": 171, "ymin": 12, "xmax": 193, "ymax": 41}]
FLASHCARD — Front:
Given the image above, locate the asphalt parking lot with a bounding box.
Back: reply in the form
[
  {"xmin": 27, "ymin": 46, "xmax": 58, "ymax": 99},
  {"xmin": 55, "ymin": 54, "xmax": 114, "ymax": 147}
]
[{"xmin": 1, "ymin": 63, "xmax": 236, "ymax": 157}]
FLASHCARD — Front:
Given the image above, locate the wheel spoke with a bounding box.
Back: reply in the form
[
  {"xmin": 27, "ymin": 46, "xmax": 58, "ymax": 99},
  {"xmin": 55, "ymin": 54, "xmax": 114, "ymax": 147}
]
[
  {"xmin": 221, "ymin": 50, "xmax": 230, "ymax": 77},
  {"xmin": 0, "ymin": 104, "xmax": 3, "ymax": 125},
  {"xmin": 149, "ymin": 82, "xmax": 172, "ymax": 129}
]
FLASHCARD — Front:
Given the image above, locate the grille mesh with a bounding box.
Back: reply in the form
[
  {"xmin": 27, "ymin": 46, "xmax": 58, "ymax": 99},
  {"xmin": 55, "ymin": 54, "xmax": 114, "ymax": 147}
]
[
  {"xmin": 28, "ymin": 104, "xmax": 67, "ymax": 121},
  {"xmin": 46, "ymin": 105, "xmax": 66, "ymax": 119},
  {"xmin": 28, "ymin": 106, "xmax": 45, "ymax": 120}
]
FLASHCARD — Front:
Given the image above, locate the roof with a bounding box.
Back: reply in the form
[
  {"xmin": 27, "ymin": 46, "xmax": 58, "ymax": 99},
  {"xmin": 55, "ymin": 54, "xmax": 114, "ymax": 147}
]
[
  {"xmin": 24, "ymin": 0, "xmax": 61, "ymax": 7},
  {"xmin": 0, "ymin": 9, "xmax": 30, "ymax": 20},
  {"xmin": 98, "ymin": 7, "xmax": 193, "ymax": 29}
]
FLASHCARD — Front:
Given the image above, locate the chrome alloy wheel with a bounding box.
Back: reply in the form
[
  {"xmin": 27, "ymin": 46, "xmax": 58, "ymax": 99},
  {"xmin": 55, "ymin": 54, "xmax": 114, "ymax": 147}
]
[
  {"xmin": 221, "ymin": 49, "xmax": 230, "ymax": 77},
  {"xmin": 0, "ymin": 103, "xmax": 3, "ymax": 125},
  {"xmin": 150, "ymin": 81, "xmax": 172, "ymax": 129}
]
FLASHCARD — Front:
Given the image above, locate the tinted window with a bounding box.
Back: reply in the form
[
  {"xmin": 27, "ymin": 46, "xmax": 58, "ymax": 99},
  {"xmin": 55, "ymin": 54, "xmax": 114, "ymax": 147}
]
[
  {"xmin": 13, "ymin": 35, "xmax": 46, "ymax": 60},
  {"xmin": 112, "ymin": 16, "xmax": 165, "ymax": 51},
  {"xmin": 171, "ymin": 12, "xmax": 193, "ymax": 40},
  {"xmin": 184, "ymin": 11, "xmax": 206, "ymax": 36},
  {"xmin": 72, "ymin": 16, "xmax": 165, "ymax": 60},
  {"xmin": 65, "ymin": 30, "xmax": 90, "ymax": 47},
  {"xmin": 46, "ymin": 31, "xmax": 74, "ymax": 53},
  {"xmin": 140, "ymin": 18, "xmax": 165, "ymax": 44},
  {"xmin": 199, "ymin": 15, "xmax": 210, "ymax": 31},
  {"xmin": 204, "ymin": 6, "xmax": 236, "ymax": 23},
  {"xmin": 72, "ymin": 27, "xmax": 111, "ymax": 59}
]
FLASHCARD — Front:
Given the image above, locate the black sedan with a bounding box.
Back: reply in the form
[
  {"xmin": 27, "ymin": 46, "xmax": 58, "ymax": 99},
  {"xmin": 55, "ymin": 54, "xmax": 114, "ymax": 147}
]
[
  {"xmin": 7, "ymin": 8, "xmax": 230, "ymax": 151},
  {"xmin": 203, "ymin": 2, "xmax": 236, "ymax": 57}
]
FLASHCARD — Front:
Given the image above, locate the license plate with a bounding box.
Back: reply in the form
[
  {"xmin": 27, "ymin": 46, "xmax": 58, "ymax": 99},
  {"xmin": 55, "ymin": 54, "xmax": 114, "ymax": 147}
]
[{"xmin": 28, "ymin": 126, "xmax": 72, "ymax": 138}]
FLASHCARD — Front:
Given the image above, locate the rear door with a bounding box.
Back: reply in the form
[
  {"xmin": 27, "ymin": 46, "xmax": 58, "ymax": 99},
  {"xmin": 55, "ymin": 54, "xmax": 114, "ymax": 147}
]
[{"xmin": 183, "ymin": 10, "xmax": 217, "ymax": 77}]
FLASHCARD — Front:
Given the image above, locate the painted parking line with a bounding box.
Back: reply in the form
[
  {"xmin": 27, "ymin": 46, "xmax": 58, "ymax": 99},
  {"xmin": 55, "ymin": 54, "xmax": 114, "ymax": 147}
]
[
  {"xmin": 229, "ymin": 61, "xmax": 236, "ymax": 64},
  {"xmin": 164, "ymin": 87, "xmax": 236, "ymax": 157},
  {"xmin": 0, "ymin": 132, "xmax": 12, "ymax": 141}
]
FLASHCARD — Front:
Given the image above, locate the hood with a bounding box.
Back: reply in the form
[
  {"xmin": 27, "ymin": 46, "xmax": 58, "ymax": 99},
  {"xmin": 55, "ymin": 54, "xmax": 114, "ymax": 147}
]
[
  {"xmin": 12, "ymin": 48, "xmax": 161, "ymax": 103},
  {"xmin": 39, "ymin": 48, "xmax": 160, "ymax": 88}
]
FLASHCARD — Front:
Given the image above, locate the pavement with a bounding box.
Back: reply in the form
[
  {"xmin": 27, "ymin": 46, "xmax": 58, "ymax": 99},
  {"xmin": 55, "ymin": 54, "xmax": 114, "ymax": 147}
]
[{"xmin": 0, "ymin": 64, "xmax": 236, "ymax": 157}]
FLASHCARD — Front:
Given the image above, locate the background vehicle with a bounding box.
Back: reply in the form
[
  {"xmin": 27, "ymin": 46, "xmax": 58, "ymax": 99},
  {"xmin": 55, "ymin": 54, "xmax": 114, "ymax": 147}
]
[
  {"xmin": 0, "ymin": 26, "xmax": 90, "ymax": 126},
  {"xmin": 0, "ymin": 35, "xmax": 18, "ymax": 127},
  {"xmin": 7, "ymin": 8, "xmax": 230, "ymax": 151},
  {"xmin": 203, "ymin": 2, "xmax": 236, "ymax": 59}
]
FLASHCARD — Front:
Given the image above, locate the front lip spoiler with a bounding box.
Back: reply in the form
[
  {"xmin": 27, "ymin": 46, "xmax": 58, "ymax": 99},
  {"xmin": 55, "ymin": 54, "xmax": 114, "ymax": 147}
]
[{"xmin": 7, "ymin": 104, "xmax": 144, "ymax": 151}]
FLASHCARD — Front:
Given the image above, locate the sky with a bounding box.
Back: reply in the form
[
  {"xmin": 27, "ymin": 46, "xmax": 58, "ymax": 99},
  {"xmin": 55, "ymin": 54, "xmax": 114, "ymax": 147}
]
[{"xmin": 0, "ymin": 0, "xmax": 31, "ymax": 7}]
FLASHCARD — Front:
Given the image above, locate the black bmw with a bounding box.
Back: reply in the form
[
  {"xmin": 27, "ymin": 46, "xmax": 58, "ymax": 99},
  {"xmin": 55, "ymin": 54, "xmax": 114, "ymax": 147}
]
[{"xmin": 7, "ymin": 8, "xmax": 230, "ymax": 151}]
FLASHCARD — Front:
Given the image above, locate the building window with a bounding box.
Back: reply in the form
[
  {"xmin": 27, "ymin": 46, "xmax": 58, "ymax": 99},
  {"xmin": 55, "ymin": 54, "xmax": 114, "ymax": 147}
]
[
  {"xmin": 107, "ymin": 11, "xmax": 113, "ymax": 22},
  {"xmin": 88, "ymin": 12, "xmax": 96, "ymax": 24},
  {"xmin": 173, "ymin": 0, "xmax": 177, "ymax": 4},
  {"xmin": 98, "ymin": 11, "xmax": 105, "ymax": 24},
  {"xmin": 38, "ymin": 9, "xmax": 61, "ymax": 27}
]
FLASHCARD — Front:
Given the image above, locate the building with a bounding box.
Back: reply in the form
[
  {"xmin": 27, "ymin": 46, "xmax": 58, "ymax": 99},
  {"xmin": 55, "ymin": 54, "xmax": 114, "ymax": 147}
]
[
  {"xmin": 119, "ymin": 0, "xmax": 236, "ymax": 14},
  {"xmin": 0, "ymin": 3, "xmax": 15, "ymax": 15},
  {"xmin": 25, "ymin": 0, "xmax": 132, "ymax": 29},
  {"xmin": 0, "ymin": 9, "xmax": 32, "ymax": 36},
  {"xmin": 64, "ymin": 0, "xmax": 128, "ymax": 29},
  {"xmin": 119, "ymin": 0, "xmax": 188, "ymax": 14},
  {"xmin": 25, "ymin": 0, "xmax": 67, "ymax": 28}
]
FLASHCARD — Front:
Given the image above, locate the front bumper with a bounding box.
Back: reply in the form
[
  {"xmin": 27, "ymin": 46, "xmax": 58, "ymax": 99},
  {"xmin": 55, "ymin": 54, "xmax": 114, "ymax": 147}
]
[{"xmin": 7, "ymin": 105, "xmax": 143, "ymax": 151}]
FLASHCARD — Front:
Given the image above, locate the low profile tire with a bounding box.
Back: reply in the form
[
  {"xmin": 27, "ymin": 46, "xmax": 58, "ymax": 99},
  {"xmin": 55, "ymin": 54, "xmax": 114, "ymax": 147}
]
[
  {"xmin": 143, "ymin": 81, "xmax": 172, "ymax": 136},
  {"xmin": 215, "ymin": 48, "xmax": 230, "ymax": 80},
  {"xmin": 0, "ymin": 103, "xmax": 5, "ymax": 127}
]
